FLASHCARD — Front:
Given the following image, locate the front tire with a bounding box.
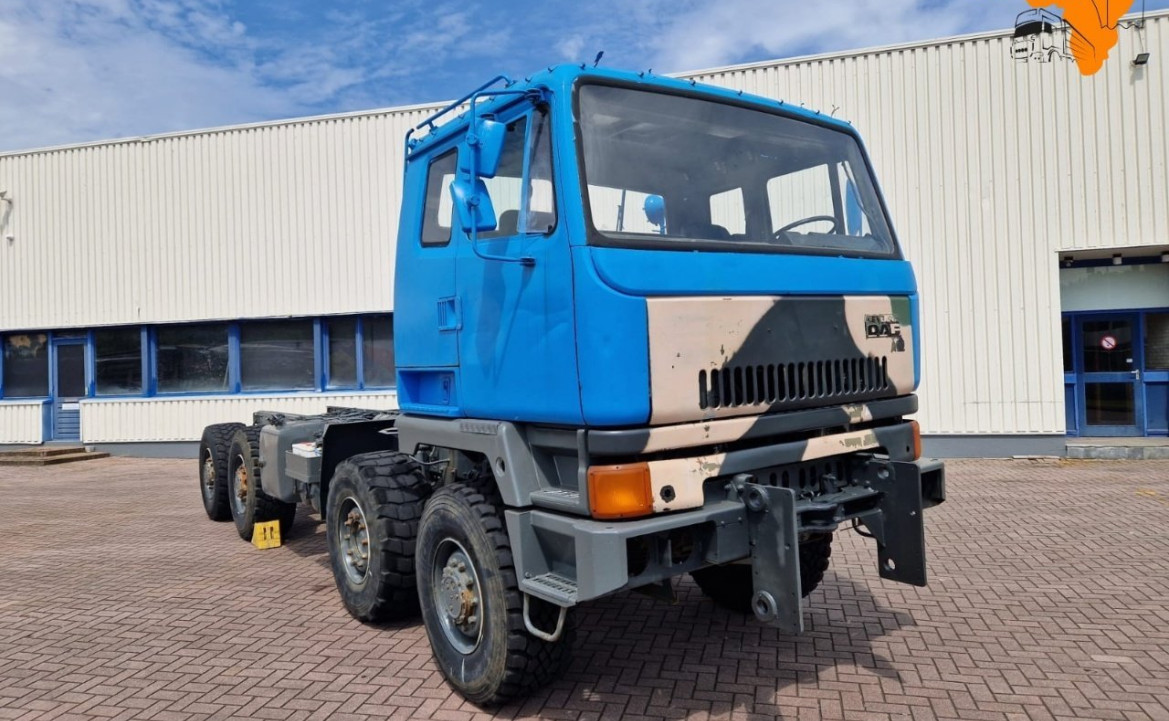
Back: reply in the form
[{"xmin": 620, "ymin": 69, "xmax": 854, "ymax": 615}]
[
  {"xmin": 326, "ymin": 451, "xmax": 431, "ymax": 622},
  {"xmin": 691, "ymin": 533, "xmax": 834, "ymax": 613},
  {"xmin": 198, "ymin": 422, "xmax": 243, "ymax": 521},
  {"xmin": 226, "ymin": 427, "xmax": 297, "ymax": 541},
  {"xmin": 416, "ymin": 482, "xmax": 572, "ymax": 705}
]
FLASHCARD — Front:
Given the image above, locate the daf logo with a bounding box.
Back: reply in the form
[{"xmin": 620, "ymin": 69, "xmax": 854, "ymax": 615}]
[{"xmin": 865, "ymin": 314, "xmax": 906, "ymax": 352}]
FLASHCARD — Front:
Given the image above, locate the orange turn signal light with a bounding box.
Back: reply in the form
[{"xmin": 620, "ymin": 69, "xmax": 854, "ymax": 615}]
[
  {"xmin": 910, "ymin": 420, "xmax": 922, "ymax": 460},
  {"xmin": 587, "ymin": 463, "xmax": 652, "ymax": 519}
]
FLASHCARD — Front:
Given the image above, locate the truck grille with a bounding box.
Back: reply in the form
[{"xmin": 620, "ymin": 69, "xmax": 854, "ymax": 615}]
[{"xmin": 698, "ymin": 356, "xmax": 890, "ymax": 410}]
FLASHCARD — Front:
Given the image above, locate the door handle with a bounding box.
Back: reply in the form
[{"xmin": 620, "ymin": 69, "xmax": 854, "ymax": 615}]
[{"xmin": 1131, "ymin": 369, "xmax": 1141, "ymax": 380}]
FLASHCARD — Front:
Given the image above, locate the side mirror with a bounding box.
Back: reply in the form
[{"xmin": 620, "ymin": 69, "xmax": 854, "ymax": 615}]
[
  {"xmin": 458, "ymin": 118, "xmax": 507, "ymax": 179},
  {"xmin": 643, "ymin": 194, "xmax": 666, "ymax": 229},
  {"xmin": 450, "ymin": 118, "xmax": 506, "ymax": 235},
  {"xmin": 844, "ymin": 180, "xmax": 863, "ymax": 235},
  {"xmin": 450, "ymin": 177, "xmax": 498, "ymax": 233}
]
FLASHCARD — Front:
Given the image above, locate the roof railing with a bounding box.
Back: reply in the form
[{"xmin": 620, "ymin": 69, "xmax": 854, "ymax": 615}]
[{"xmin": 404, "ymin": 74, "xmax": 515, "ymax": 153}]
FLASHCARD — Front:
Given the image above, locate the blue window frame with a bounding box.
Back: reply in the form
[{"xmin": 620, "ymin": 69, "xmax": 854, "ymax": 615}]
[
  {"xmin": 322, "ymin": 314, "xmax": 396, "ymax": 391},
  {"xmin": 1063, "ymin": 307, "xmax": 1169, "ymax": 438},
  {"xmin": 0, "ymin": 313, "xmax": 396, "ymax": 400}
]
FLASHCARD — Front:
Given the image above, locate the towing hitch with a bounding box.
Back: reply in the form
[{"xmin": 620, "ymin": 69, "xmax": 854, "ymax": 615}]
[{"xmin": 731, "ymin": 457, "xmax": 944, "ymax": 633}]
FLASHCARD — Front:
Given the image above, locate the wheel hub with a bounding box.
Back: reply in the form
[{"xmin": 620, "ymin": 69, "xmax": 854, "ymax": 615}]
[
  {"xmin": 201, "ymin": 455, "xmax": 215, "ymax": 498},
  {"xmin": 235, "ymin": 466, "xmax": 248, "ymax": 500},
  {"xmin": 230, "ymin": 456, "xmax": 248, "ymax": 515},
  {"xmin": 439, "ymin": 557, "xmax": 478, "ymax": 626},
  {"xmin": 432, "ymin": 541, "xmax": 483, "ymax": 654},
  {"xmin": 338, "ymin": 499, "xmax": 370, "ymax": 583}
]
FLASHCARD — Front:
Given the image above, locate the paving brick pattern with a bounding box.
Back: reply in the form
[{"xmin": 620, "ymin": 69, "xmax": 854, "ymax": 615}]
[{"xmin": 1, "ymin": 458, "xmax": 1168, "ymax": 720}]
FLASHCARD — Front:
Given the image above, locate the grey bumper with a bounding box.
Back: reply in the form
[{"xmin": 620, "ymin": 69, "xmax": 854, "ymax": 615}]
[{"xmin": 505, "ymin": 456, "xmax": 945, "ymax": 631}]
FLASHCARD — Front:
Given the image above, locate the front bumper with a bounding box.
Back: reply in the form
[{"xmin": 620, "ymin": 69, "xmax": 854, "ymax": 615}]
[{"xmin": 505, "ymin": 454, "xmax": 944, "ymax": 632}]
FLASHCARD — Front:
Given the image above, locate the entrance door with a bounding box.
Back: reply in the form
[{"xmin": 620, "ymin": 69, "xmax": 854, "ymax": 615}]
[
  {"xmin": 1078, "ymin": 315, "xmax": 1144, "ymax": 436},
  {"xmin": 51, "ymin": 339, "xmax": 86, "ymax": 441}
]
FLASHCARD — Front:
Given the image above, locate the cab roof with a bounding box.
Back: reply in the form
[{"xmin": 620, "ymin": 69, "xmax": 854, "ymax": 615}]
[{"xmin": 404, "ymin": 64, "xmax": 858, "ymax": 159}]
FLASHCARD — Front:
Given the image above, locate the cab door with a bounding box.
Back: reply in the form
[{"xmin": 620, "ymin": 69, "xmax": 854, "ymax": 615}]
[
  {"xmin": 394, "ymin": 143, "xmax": 462, "ymax": 413},
  {"xmin": 454, "ymin": 105, "xmax": 582, "ymax": 423}
]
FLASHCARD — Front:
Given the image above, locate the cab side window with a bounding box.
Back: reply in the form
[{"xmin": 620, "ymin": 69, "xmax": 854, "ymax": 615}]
[
  {"xmin": 421, "ymin": 148, "xmax": 457, "ymax": 246},
  {"xmin": 480, "ymin": 110, "xmax": 557, "ymax": 238}
]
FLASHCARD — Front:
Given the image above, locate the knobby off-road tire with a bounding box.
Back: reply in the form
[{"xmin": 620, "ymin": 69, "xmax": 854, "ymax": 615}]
[
  {"xmin": 691, "ymin": 533, "xmax": 834, "ymax": 614},
  {"xmin": 198, "ymin": 422, "xmax": 244, "ymax": 521},
  {"xmin": 416, "ymin": 482, "xmax": 573, "ymax": 705},
  {"xmin": 326, "ymin": 451, "xmax": 431, "ymax": 622},
  {"xmin": 226, "ymin": 426, "xmax": 297, "ymax": 541}
]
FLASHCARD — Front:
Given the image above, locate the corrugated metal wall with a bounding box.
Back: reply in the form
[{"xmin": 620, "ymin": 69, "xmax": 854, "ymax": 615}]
[
  {"xmin": 2, "ymin": 12, "xmax": 1166, "ymax": 439},
  {"xmin": 0, "ymin": 105, "xmax": 438, "ymax": 330},
  {"xmin": 79, "ymin": 392, "xmax": 398, "ymax": 443},
  {"xmin": 686, "ymin": 13, "xmax": 1169, "ymax": 435},
  {"xmin": 0, "ymin": 402, "xmax": 44, "ymax": 444}
]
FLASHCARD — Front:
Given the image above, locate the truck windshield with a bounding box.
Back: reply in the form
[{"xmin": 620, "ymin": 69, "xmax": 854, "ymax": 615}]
[{"xmin": 578, "ymin": 84, "xmax": 898, "ymax": 257}]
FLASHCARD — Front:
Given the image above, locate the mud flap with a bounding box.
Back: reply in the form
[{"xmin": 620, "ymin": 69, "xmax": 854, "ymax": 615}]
[
  {"xmin": 739, "ymin": 482, "xmax": 803, "ymax": 634},
  {"xmin": 861, "ymin": 460, "xmax": 930, "ymax": 587}
]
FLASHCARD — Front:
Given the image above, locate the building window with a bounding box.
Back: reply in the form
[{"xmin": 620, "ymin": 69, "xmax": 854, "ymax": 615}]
[
  {"xmin": 240, "ymin": 320, "xmax": 315, "ymax": 391},
  {"xmin": 157, "ymin": 324, "xmax": 230, "ymax": 393},
  {"xmin": 1146, "ymin": 312, "xmax": 1169, "ymax": 371},
  {"xmin": 1, "ymin": 333, "xmax": 49, "ymax": 397},
  {"xmin": 95, "ymin": 328, "xmax": 143, "ymax": 396},
  {"xmin": 363, "ymin": 316, "xmax": 395, "ymax": 387},
  {"xmin": 326, "ymin": 317, "xmax": 358, "ymax": 389}
]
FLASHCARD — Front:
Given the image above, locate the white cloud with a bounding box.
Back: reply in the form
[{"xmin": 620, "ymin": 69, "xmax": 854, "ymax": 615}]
[
  {"xmin": 635, "ymin": 0, "xmax": 996, "ymax": 72},
  {"xmin": 0, "ymin": 1, "xmax": 300, "ymax": 152}
]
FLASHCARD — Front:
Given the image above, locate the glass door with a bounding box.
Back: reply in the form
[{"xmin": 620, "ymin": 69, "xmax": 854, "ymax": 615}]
[
  {"xmin": 51, "ymin": 339, "xmax": 86, "ymax": 441},
  {"xmin": 1078, "ymin": 315, "xmax": 1143, "ymax": 436}
]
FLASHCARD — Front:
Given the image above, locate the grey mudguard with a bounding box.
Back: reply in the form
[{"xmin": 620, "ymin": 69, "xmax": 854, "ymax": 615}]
[{"xmin": 395, "ymin": 415, "xmax": 547, "ymax": 507}]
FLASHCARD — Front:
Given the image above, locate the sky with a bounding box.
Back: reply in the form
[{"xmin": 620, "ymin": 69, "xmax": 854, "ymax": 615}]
[{"xmin": 0, "ymin": 0, "xmax": 1165, "ymax": 153}]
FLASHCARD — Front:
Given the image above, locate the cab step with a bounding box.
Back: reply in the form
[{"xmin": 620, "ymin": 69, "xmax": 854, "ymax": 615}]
[{"xmin": 521, "ymin": 572, "xmax": 579, "ymax": 606}]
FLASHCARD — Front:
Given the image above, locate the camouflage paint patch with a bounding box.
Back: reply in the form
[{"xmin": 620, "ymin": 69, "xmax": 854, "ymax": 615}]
[{"xmin": 646, "ymin": 296, "xmax": 914, "ymax": 425}]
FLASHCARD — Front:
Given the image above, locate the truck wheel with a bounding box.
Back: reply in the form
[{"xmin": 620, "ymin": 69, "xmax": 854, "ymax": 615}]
[
  {"xmin": 326, "ymin": 452, "xmax": 430, "ymax": 622},
  {"xmin": 227, "ymin": 427, "xmax": 298, "ymax": 541},
  {"xmin": 198, "ymin": 422, "xmax": 243, "ymax": 521},
  {"xmin": 691, "ymin": 533, "xmax": 834, "ymax": 613},
  {"xmin": 416, "ymin": 482, "xmax": 573, "ymax": 705}
]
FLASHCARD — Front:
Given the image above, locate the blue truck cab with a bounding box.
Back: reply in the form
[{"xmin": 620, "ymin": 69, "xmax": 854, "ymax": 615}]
[{"xmin": 198, "ymin": 65, "xmax": 945, "ymax": 705}]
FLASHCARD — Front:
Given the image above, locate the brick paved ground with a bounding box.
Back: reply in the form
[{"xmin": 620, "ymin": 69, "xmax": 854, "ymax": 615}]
[{"xmin": 1, "ymin": 458, "xmax": 1168, "ymax": 720}]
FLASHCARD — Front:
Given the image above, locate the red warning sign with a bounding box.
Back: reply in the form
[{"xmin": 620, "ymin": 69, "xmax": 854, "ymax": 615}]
[{"xmin": 1100, "ymin": 335, "xmax": 1118, "ymax": 350}]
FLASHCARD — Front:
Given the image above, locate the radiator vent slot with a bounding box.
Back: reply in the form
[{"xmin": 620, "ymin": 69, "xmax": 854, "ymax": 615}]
[{"xmin": 698, "ymin": 357, "xmax": 889, "ymax": 410}]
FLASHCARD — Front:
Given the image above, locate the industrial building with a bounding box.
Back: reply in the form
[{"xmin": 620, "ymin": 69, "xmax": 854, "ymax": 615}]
[{"xmin": 1, "ymin": 11, "xmax": 1167, "ymax": 456}]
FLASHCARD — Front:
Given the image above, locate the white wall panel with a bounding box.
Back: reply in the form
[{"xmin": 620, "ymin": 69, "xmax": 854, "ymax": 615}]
[
  {"xmin": 0, "ymin": 402, "xmax": 45, "ymax": 444},
  {"xmin": 684, "ymin": 11, "xmax": 1169, "ymax": 434},
  {"xmin": 0, "ymin": 105, "xmax": 438, "ymax": 331},
  {"xmin": 80, "ymin": 392, "xmax": 398, "ymax": 443}
]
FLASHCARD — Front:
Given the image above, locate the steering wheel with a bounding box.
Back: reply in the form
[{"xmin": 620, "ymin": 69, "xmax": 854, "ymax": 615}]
[{"xmin": 772, "ymin": 215, "xmax": 840, "ymax": 238}]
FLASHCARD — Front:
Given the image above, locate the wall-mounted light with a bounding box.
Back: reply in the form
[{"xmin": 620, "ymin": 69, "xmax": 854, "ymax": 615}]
[
  {"xmin": 1133, "ymin": 52, "xmax": 1150, "ymax": 66},
  {"xmin": 1062, "ymin": 255, "xmax": 1075, "ymax": 268},
  {"xmin": 0, "ymin": 190, "xmax": 11, "ymax": 243},
  {"xmin": 1112, "ymin": 254, "xmax": 1123, "ymax": 265},
  {"xmin": 1161, "ymin": 251, "xmax": 1169, "ymax": 263}
]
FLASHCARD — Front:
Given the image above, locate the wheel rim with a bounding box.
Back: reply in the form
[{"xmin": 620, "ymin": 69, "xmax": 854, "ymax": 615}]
[
  {"xmin": 431, "ymin": 538, "xmax": 484, "ymax": 654},
  {"xmin": 200, "ymin": 451, "xmax": 215, "ymax": 502},
  {"xmin": 230, "ymin": 454, "xmax": 248, "ymax": 516},
  {"xmin": 337, "ymin": 497, "xmax": 371, "ymax": 584}
]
